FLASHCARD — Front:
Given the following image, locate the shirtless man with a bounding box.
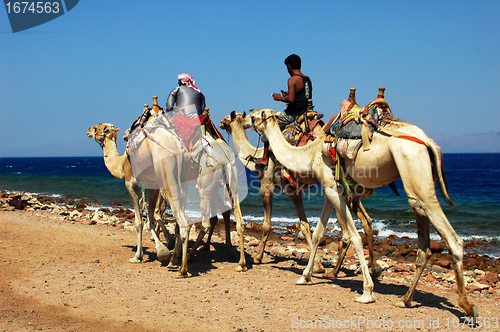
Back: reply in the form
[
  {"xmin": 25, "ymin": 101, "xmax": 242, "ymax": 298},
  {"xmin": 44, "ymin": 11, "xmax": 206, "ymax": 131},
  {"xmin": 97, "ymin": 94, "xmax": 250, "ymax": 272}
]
[{"xmin": 258, "ymin": 54, "xmax": 312, "ymax": 166}]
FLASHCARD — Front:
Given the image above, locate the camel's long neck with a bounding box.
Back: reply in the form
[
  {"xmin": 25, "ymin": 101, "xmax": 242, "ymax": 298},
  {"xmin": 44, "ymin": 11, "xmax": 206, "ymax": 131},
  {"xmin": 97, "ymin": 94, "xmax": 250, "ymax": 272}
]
[
  {"xmin": 262, "ymin": 119, "xmax": 324, "ymax": 173},
  {"xmin": 101, "ymin": 137, "xmax": 126, "ymax": 179},
  {"xmin": 230, "ymin": 122, "xmax": 263, "ymax": 160}
]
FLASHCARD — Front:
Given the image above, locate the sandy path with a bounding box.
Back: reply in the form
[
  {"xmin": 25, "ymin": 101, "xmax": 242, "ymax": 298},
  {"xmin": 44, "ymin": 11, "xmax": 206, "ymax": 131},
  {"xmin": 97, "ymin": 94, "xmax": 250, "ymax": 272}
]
[{"xmin": 1, "ymin": 209, "xmax": 499, "ymax": 332}]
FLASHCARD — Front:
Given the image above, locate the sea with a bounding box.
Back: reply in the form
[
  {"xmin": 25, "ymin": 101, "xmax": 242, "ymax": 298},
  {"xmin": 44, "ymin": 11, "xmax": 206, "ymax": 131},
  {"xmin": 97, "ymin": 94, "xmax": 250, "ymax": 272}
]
[{"xmin": 1, "ymin": 154, "xmax": 500, "ymax": 260}]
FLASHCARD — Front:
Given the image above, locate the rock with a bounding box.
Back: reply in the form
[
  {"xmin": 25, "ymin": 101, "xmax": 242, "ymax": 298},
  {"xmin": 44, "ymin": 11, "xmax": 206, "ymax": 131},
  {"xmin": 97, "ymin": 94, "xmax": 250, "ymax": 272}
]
[
  {"xmin": 436, "ymin": 259, "xmax": 451, "ymax": 268},
  {"xmin": 319, "ymin": 235, "xmax": 333, "ymax": 246},
  {"xmin": 425, "ymin": 275, "xmax": 436, "ymax": 282},
  {"xmin": 375, "ymin": 259, "xmax": 390, "ymax": 270},
  {"xmin": 487, "ymin": 272, "xmax": 499, "ymax": 284},
  {"xmin": 394, "ymin": 264, "xmax": 410, "ymax": 273},
  {"xmin": 323, "ymin": 241, "xmax": 339, "ymax": 254},
  {"xmin": 467, "ymin": 283, "xmax": 490, "ymax": 292},
  {"xmin": 270, "ymin": 246, "xmax": 287, "ymax": 257},
  {"xmin": 111, "ymin": 202, "xmax": 122, "ymax": 207},
  {"xmin": 247, "ymin": 239, "xmax": 259, "ymax": 247},
  {"xmin": 430, "ymin": 240, "xmax": 444, "ymax": 253}
]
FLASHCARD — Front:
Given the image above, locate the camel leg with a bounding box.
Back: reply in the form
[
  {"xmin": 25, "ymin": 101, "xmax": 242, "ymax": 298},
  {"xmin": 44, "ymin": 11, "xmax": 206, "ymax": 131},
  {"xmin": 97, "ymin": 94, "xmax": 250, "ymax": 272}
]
[
  {"xmin": 417, "ymin": 200, "xmax": 477, "ymax": 321},
  {"xmin": 297, "ymin": 198, "xmax": 334, "ymax": 285},
  {"xmin": 342, "ymin": 195, "xmax": 375, "ymax": 303},
  {"xmin": 223, "ymin": 166, "xmax": 247, "ymax": 272},
  {"xmin": 351, "ymin": 198, "xmax": 381, "ymax": 278},
  {"xmin": 223, "ymin": 209, "xmax": 231, "ymax": 248},
  {"xmin": 307, "ymin": 181, "xmax": 374, "ymax": 303},
  {"xmin": 201, "ymin": 215, "xmax": 219, "ymax": 251},
  {"xmin": 146, "ymin": 189, "xmax": 170, "ymax": 263},
  {"xmin": 392, "ymin": 150, "xmax": 477, "ymax": 321},
  {"xmin": 167, "ymin": 223, "xmax": 180, "ymax": 270},
  {"xmin": 298, "ymin": 219, "xmax": 325, "ymax": 274},
  {"xmin": 254, "ymin": 164, "xmax": 276, "ymax": 264},
  {"xmin": 324, "ymin": 229, "xmax": 351, "ymax": 278},
  {"xmin": 154, "ymin": 195, "xmax": 175, "ymax": 250},
  {"xmin": 125, "ymin": 178, "xmax": 144, "ymax": 263},
  {"xmin": 283, "ymin": 184, "xmax": 324, "ymax": 274},
  {"xmin": 188, "ymin": 217, "xmax": 211, "ymax": 261},
  {"xmin": 394, "ymin": 201, "xmax": 432, "ymax": 308},
  {"xmin": 174, "ymin": 225, "xmax": 190, "ymax": 278}
]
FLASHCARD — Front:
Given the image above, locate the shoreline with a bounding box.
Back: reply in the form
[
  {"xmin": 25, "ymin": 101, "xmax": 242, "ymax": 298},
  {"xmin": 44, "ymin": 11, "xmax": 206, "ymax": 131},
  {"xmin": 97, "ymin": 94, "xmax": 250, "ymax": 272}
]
[
  {"xmin": 2, "ymin": 189, "xmax": 499, "ymax": 277},
  {"xmin": 1, "ymin": 190, "xmax": 500, "ymax": 331}
]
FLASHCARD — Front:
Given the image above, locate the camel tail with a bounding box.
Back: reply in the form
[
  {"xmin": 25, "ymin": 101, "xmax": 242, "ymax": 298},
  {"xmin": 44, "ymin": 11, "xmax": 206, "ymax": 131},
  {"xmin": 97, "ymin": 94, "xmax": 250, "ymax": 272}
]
[{"xmin": 427, "ymin": 139, "xmax": 455, "ymax": 208}]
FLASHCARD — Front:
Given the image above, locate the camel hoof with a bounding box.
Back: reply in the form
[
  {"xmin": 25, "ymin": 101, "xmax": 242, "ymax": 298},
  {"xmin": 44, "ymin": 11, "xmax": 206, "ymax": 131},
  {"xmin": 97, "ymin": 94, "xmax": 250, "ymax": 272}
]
[
  {"xmin": 393, "ymin": 299, "xmax": 412, "ymax": 308},
  {"xmin": 156, "ymin": 248, "xmax": 171, "ymax": 262},
  {"xmin": 129, "ymin": 257, "xmax": 142, "ymax": 263},
  {"xmin": 296, "ymin": 276, "xmax": 312, "ymax": 285},
  {"xmin": 323, "ymin": 270, "xmax": 338, "ymax": 279},
  {"xmin": 371, "ymin": 266, "xmax": 383, "ymax": 279},
  {"xmin": 167, "ymin": 262, "xmax": 180, "ymax": 270},
  {"xmin": 174, "ymin": 271, "xmax": 188, "ymax": 279},
  {"xmin": 253, "ymin": 257, "xmax": 262, "ymax": 264},
  {"xmin": 471, "ymin": 305, "xmax": 479, "ymax": 325},
  {"xmin": 355, "ymin": 293, "xmax": 376, "ymax": 304},
  {"xmin": 234, "ymin": 265, "xmax": 248, "ymax": 272}
]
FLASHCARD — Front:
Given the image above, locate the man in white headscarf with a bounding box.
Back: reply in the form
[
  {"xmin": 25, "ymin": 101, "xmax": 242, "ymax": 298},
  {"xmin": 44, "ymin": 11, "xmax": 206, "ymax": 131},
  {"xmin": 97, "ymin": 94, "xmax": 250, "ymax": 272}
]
[{"xmin": 166, "ymin": 73, "xmax": 206, "ymax": 119}]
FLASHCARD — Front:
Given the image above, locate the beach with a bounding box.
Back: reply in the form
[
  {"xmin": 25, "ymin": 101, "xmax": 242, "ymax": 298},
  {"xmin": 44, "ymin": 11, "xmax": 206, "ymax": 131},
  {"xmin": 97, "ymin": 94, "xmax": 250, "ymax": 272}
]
[{"xmin": 1, "ymin": 192, "xmax": 499, "ymax": 331}]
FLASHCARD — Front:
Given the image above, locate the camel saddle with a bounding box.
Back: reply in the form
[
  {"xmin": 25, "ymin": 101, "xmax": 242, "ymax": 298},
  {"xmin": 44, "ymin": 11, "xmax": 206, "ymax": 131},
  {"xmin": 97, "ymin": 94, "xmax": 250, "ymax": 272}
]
[
  {"xmin": 326, "ymin": 103, "xmax": 386, "ymax": 140},
  {"xmin": 282, "ymin": 111, "xmax": 325, "ymax": 146}
]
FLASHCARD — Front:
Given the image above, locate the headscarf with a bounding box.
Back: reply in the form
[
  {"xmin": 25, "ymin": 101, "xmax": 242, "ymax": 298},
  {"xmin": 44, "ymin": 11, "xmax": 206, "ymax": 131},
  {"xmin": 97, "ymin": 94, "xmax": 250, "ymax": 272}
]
[{"xmin": 177, "ymin": 73, "xmax": 200, "ymax": 92}]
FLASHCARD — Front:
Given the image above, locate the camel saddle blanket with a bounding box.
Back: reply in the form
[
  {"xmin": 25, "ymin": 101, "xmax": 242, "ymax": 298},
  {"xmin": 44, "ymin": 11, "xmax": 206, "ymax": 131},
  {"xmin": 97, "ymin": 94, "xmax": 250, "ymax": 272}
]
[
  {"xmin": 172, "ymin": 113, "xmax": 207, "ymax": 148},
  {"xmin": 190, "ymin": 134, "xmax": 236, "ymax": 170},
  {"xmin": 283, "ymin": 111, "xmax": 324, "ymax": 146},
  {"xmin": 334, "ymin": 139, "xmax": 363, "ymax": 160},
  {"xmin": 326, "ymin": 103, "xmax": 381, "ymax": 140}
]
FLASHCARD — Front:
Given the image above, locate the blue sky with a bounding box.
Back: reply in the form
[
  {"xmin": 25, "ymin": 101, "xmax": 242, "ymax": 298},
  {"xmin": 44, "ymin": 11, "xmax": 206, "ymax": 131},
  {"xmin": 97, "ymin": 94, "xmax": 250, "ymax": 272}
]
[{"xmin": 1, "ymin": 1, "xmax": 499, "ymax": 157}]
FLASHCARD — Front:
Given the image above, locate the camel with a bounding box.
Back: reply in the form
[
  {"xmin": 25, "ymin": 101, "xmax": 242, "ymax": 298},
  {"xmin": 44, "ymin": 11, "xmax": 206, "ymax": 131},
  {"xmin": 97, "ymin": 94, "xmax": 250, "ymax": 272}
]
[
  {"xmin": 125, "ymin": 98, "xmax": 246, "ymax": 276},
  {"xmin": 86, "ymin": 122, "xmax": 174, "ymax": 265},
  {"xmin": 87, "ymin": 100, "xmax": 247, "ymax": 278},
  {"xmin": 246, "ymin": 109, "xmax": 375, "ymax": 304},
  {"xmin": 246, "ymin": 89, "xmax": 477, "ymax": 320},
  {"xmin": 220, "ymin": 111, "xmax": 379, "ymax": 277}
]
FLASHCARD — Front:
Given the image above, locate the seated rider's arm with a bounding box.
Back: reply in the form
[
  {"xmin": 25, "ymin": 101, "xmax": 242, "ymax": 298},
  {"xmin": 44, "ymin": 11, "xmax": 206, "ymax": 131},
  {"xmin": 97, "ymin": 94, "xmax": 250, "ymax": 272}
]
[
  {"xmin": 200, "ymin": 93, "xmax": 206, "ymax": 114},
  {"xmin": 166, "ymin": 87, "xmax": 180, "ymax": 111},
  {"xmin": 272, "ymin": 76, "xmax": 299, "ymax": 103}
]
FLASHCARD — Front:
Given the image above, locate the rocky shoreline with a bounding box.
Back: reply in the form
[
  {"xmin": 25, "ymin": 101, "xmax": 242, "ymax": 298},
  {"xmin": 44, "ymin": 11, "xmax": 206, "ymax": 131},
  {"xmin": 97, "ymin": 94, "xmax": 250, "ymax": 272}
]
[{"xmin": 2, "ymin": 190, "xmax": 499, "ymax": 301}]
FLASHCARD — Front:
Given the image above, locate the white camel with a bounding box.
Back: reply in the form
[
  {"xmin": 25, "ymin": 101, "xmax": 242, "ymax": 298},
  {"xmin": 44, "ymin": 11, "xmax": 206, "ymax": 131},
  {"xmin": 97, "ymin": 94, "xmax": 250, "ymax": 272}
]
[
  {"xmin": 220, "ymin": 111, "xmax": 379, "ymax": 276},
  {"xmin": 247, "ymin": 109, "xmax": 376, "ymax": 304},
  {"xmin": 86, "ymin": 121, "xmax": 174, "ymax": 264},
  {"xmin": 87, "ymin": 101, "xmax": 246, "ymax": 278},
  {"xmin": 126, "ymin": 99, "xmax": 247, "ymax": 276},
  {"xmin": 247, "ymin": 96, "xmax": 477, "ymax": 320}
]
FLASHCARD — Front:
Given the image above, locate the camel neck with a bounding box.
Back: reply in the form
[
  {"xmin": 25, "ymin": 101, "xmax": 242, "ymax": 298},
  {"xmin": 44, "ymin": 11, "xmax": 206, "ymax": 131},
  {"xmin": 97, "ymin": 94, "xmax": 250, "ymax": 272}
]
[
  {"xmin": 102, "ymin": 137, "xmax": 126, "ymax": 179},
  {"xmin": 262, "ymin": 117, "xmax": 324, "ymax": 174}
]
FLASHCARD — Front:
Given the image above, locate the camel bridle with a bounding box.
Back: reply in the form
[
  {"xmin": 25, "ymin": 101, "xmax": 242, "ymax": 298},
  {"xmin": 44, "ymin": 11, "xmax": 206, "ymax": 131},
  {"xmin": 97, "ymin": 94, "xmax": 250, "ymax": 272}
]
[{"xmin": 92, "ymin": 125, "xmax": 116, "ymax": 149}]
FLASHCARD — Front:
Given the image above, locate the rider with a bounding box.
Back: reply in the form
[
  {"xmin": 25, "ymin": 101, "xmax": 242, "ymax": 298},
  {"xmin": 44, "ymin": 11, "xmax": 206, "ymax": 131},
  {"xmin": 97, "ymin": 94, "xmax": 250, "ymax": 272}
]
[
  {"xmin": 272, "ymin": 54, "xmax": 312, "ymax": 121},
  {"xmin": 166, "ymin": 73, "xmax": 206, "ymax": 119},
  {"xmin": 257, "ymin": 54, "xmax": 313, "ymax": 166}
]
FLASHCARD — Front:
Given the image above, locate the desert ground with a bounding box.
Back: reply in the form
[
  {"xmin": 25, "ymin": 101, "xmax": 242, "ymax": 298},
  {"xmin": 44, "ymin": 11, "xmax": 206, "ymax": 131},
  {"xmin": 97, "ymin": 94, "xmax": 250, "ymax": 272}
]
[{"xmin": 1, "ymin": 195, "xmax": 500, "ymax": 332}]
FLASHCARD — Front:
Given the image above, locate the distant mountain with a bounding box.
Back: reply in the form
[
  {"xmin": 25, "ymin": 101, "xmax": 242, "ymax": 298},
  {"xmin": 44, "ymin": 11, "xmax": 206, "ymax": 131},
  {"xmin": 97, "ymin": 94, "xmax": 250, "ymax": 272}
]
[{"xmin": 427, "ymin": 132, "xmax": 500, "ymax": 153}]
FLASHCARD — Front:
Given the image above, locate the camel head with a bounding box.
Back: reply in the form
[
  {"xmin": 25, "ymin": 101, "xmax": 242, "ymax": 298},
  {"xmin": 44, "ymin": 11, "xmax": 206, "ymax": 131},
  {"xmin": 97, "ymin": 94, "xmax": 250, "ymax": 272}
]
[
  {"xmin": 220, "ymin": 111, "xmax": 248, "ymax": 133},
  {"xmin": 87, "ymin": 123, "xmax": 120, "ymax": 146},
  {"xmin": 247, "ymin": 109, "xmax": 276, "ymax": 133}
]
